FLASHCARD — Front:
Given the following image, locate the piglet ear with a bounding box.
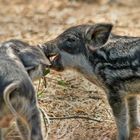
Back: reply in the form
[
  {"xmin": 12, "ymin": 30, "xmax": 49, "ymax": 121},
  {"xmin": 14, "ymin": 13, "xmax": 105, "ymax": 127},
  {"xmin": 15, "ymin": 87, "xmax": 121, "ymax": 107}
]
[{"xmin": 86, "ymin": 23, "xmax": 113, "ymax": 49}]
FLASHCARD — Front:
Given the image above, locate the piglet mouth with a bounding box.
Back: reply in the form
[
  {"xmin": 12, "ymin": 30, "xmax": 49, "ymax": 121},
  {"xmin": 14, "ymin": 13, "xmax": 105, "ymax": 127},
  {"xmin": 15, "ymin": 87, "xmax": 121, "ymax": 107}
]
[{"xmin": 48, "ymin": 53, "xmax": 60, "ymax": 62}]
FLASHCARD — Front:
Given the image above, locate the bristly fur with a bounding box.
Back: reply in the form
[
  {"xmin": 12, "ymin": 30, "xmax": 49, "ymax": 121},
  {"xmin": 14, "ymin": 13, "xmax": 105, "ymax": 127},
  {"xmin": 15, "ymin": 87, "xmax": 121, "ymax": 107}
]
[
  {"xmin": 42, "ymin": 23, "xmax": 140, "ymax": 140},
  {"xmin": 2, "ymin": 39, "xmax": 51, "ymax": 81},
  {"xmin": 0, "ymin": 42, "xmax": 43, "ymax": 140}
]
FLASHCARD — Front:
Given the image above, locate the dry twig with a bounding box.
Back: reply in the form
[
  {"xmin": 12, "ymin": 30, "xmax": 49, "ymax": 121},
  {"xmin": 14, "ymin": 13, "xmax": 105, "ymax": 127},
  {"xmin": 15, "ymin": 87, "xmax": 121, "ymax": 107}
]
[
  {"xmin": 39, "ymin": 107, "xmax": 51, "ymax": 140},
  {"xmin": 49, "ymin": 115, "xmax": 102, "ymax": 122}
]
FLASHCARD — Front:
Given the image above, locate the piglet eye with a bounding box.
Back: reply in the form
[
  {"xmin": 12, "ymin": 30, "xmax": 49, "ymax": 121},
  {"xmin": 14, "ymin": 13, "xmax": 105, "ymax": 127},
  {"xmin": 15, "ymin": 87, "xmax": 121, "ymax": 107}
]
[{"xmin": 67, "ymin": 38, "xmax": 76, "ymax": 42}]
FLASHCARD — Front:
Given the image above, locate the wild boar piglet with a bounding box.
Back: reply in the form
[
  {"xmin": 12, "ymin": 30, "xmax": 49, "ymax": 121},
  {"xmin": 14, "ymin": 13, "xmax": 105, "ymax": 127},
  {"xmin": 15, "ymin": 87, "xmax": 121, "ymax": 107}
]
[
  {"xmin": 0, "ymin": 44, "xmax": 43, "ymax": 140},
  {"xmin": 42, "ymin": 23, "xmax": 140, "ymax": 140}
]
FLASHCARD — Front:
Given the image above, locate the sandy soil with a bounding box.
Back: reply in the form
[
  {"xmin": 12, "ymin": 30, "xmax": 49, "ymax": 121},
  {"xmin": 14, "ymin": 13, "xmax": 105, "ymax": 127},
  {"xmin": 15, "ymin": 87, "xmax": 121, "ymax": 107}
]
[{"xmin": 0, "ymin": 0, "xmax": 140, "ymax": 140}]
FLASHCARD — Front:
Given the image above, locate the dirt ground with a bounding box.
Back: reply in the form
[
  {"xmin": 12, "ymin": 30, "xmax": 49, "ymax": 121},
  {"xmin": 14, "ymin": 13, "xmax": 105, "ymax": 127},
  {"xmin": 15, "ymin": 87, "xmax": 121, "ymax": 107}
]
[{"xmin": 0, "ymin": 0, "xmax": 140, "ymax": 140}]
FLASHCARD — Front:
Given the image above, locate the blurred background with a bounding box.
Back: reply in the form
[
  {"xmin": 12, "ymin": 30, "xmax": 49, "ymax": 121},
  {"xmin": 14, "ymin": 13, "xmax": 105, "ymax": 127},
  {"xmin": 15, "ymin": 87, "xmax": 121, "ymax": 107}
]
[{"xmin": 1, "ymin": 0, "xmax": 140, "ymax": 140}]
